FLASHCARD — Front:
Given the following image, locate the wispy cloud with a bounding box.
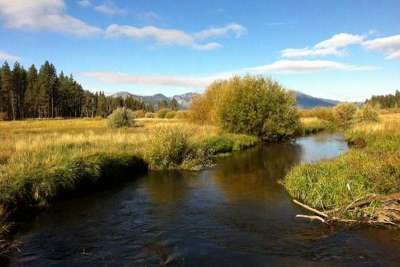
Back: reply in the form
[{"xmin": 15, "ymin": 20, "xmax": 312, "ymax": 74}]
[
  {"xmin": 0, "ymin": 0, "xmax": 102, "ymax": 36},
  {"xmin": 105, "ymin": 23, "xmax": 246, "ymax": 50},
  {"xmin": 363, "ymin": 34, "xmax": 400, "ymax": 60},
  {"xmin": 193, "ymin": 23, "xmax": 246, "ymax": 40},
  {"xmin": 77, "ymin": 0, "xmax": 91, "ymax": 7},
  {"xmin": 246, "ymin": 60, "xmax": 376, "ymax": 74},
  {"xmin": 0, "ymin": 50, "xmax": 20, "ymax": 62},
  {"xmin": 282, "ymin": 33, "xmax": 364, "ymax": 58},
  {"xmin": 94, "ymin": 1, "xmax": 126, "ymax": 16},
  {"xmin": 265, "ymin": 21, "xmax": 294, "ymax": 27},
  {"xmin": 77, "ymin": 0, "xmax": 126, "ymax": 16},
  {"xmin": 83, "ymin": 59, "xmax": 376, "ymax": 89},
  {"xmin": 135, "ymin": 11, "xmax": 162, "ymax": 23}
]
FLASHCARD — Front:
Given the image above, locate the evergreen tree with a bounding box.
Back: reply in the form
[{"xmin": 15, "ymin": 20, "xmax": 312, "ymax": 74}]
[
  {"xmin": 1, "ymin": 62, "xmax": 13, "ymax": 119},
  {"xmin": 24, "ymin": 65, "xmax": 38, "ymax": 117}
]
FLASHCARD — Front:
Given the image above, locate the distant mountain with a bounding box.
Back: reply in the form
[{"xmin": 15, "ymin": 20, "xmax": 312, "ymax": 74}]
[
  {"xmin": 294, "ymin": 91, "xmax": 339, "ymax": 108},
  {"xmin": 172, "ymin": 92, "xmax": 200, "ymax": 108},
  {"xmin": 111, "ymin": 91, "xmax": 338, "ymax": 109},
  {"xmin": 110, "ymin": 92, "xmax": 199, "ymax": 109}
]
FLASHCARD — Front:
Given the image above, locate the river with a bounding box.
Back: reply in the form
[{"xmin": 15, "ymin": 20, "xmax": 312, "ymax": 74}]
[{"xmin": 8, "ymin": 133, "xmax": 400, "ymax": 266}]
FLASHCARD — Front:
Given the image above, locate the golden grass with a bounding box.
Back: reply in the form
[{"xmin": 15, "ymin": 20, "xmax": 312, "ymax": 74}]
[{"xmin": 0, "ymin": 118, "xmax": 258, "ymax": 218}]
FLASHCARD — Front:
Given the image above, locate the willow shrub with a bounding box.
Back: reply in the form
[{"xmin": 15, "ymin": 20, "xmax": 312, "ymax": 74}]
[
  {"xmin": 107, "ymin": 107, "xmax": 135, "ymax": 128},
  {"xmin": 190, "ymin": 75, "xmax": 300, "ymax": 141}
]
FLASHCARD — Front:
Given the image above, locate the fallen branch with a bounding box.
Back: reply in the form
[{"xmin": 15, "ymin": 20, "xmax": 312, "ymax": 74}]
[
  {"xmin": 296, "ymin": 214, "xmax": 326, "ymax": 223},
  {"xmin": 293, "ymin": 199, "xmax": 328, "ymax": 218}
]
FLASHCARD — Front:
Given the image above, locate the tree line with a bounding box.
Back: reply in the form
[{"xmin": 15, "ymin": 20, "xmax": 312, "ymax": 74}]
[
  {"xmin": 0, "ymin": 61, "xmax": 176, "ymax": 120},
  {"xmin": 366, "ymin": 90, "xmax": 400, "ymax": 109}
]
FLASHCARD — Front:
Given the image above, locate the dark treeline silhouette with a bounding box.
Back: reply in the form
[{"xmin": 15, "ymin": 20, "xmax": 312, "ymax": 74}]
[
  {"xmin": 366, "ymin": 90, "xmax": 400, "ymax": 109},
  {"xmin": 0, "ymin": 61, "xmax": 169, "ymax": 120}
]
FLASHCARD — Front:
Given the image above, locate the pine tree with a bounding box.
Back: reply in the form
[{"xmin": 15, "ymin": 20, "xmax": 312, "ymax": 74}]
[
  {"xmin": 24, "ymin": 65, "xmax": 38, "ymax": 117},
  {"xmin": 1, "ymin": 62, "xmax": 13, "ymax": 120},
  {"xmin": 12, "ymin": 62, "xmax": 27, "ymax": 119}
]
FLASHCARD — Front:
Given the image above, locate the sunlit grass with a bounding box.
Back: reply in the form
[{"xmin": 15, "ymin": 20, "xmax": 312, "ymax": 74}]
[
  {"xmin": 0, "ymin": 118, "xmax": 258, "ymax": 216},
  {"xmin": 285, "ymin": 113, "xmax": 400, "ymax": 219}
]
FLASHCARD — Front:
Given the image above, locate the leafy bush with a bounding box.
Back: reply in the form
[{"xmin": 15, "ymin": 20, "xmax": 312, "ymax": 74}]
[
  {"xmin": 357, "ymin": 105, "xmax": 379, "ymax": 122},
  {"xmin": 333, "ymin": 103, "xmax": 358, "ymax": 127},
  {"xmin": 157, "ymin": 108, "xmax": 171, "ymax": 118},
  {"xmin": 107, "ymin": 107, "xmax": 135, "ymax": 128},
  {"xmin": 189, "ymin": 75, "xmax": 300, "ymax": 141}
]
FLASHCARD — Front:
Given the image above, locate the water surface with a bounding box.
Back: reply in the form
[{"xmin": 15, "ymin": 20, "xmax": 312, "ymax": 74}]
[{"xmin": 9, "ymin": 133, "xmax": 400, "ymax": 266}]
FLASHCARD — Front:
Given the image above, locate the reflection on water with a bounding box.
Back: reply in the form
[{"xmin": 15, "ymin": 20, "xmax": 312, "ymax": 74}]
[{"xmin": 9, "ymin": 133, "xmax": 400, "ymax": 267}]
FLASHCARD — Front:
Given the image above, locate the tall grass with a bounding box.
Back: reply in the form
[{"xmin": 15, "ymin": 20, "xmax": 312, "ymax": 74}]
[
  {"xmin": 0, "ymin": 118, "xmax": 258, "ymax": 217},
  {"xmin": 284, "ymin": 113, "xmax": 400, "ymax": 219}
]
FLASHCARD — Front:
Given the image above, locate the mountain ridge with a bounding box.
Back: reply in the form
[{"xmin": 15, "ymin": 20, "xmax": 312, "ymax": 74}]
[{"xmin": 111, "ymin": 91, "xmax": 339, "ymax": 109}]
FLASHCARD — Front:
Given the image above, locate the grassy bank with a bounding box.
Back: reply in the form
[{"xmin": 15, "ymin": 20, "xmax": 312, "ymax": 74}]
[
  {"xmin": 285, "ymin": 113, "xmax": 400, "ymax": 224},
  {"xmin": 300, "ymin": 117, "xmax": 334, "ymax": 135},
  {"xmin": 0, "ymin": 118, "xmax": 258, "ymax": 218}
]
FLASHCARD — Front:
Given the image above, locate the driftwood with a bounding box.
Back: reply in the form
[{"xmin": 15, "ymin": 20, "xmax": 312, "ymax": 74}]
[{"xmin": 293, "ymin": 193, "xmax": 400, "ymax": 227}]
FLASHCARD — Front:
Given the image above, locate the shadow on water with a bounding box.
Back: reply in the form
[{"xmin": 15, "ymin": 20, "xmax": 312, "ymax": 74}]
[{"xmin": 8, "ymin": 133, "xmax": 400, "ymax": 266}]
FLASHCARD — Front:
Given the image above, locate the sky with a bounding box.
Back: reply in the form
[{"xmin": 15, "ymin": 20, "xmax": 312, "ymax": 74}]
[{"xmin": 0, "ymin": 0, "xmax": 399, "ymax": 101}]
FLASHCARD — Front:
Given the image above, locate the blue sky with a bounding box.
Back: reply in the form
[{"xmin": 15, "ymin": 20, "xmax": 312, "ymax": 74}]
[{"xmin": 0, "ymin": 0, "xmax": 399, "ymax": 101}]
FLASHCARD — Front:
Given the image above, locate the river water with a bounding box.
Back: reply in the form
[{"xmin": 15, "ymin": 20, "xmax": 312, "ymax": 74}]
[{"xmin": 8, "ymin": 133, "xmax": 400, "ymax": 266}]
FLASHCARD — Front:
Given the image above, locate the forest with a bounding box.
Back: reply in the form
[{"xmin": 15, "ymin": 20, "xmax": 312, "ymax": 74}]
[{"xmin": 0, "ymin": 61, "xmax": 178, "ymax": 120}]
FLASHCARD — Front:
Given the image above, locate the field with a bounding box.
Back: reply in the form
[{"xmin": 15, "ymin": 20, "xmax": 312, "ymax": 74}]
[
  {"xmin": 0, "ymin": 118, "xmax": 258, "ymax": 219},
  {"xmin": 285, "ymin": 113, "xmax": 400, "ymax": 225}
]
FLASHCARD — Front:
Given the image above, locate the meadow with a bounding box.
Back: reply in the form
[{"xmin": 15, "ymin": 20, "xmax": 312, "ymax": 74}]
[
  {"xmin": 0, "ymin": 118, "xmax": 258, "ymax": 219},
  {"xmin": 285, "ymin": 112, "xmax": 400, "ymax": 226}
]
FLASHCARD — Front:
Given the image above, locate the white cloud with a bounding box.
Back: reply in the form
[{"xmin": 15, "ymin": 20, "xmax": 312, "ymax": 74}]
[
  {"xmin": 84, "ymin": 72, "xmax": 219, "ymax": 88},
  {"xmin": 105, "ymin": 23, "xmax": 245, "ymax": 50},
  {"xmin": 0, "ymin": 50, "xmax": 20, "ymax": 62},
  {"xmin": 77, "ymin": 0, "xmax": 91, "ymax": 7},
  {"xmin": 246, "ymin": 60, "xmax": 376, "ymax": 74},
  {"xmin": 0, "ymin": 1, "xmax": 242, "ymax": 51},
  {"xmin": 282, "ymin": 33, "xmax": 364, "ymax": 58},
  {"xmin": 281, "ymin": 47, "xmax": 344, "ymax": 58},
  {"xmin": 83, "ymin": 60, "xmax": 376, "ymax": 89},
  {"xmin": 0, "ymin": 0, "xmax": 102, "ymax": 36},
  {"xmin": 315, "ymin": 33, "xmax": 364, "ymax": 49},
  {"xmin": 94, "ymin": 2, "xmax": 125, "ymax": 16},
  {"xmin": 193, "ymin": 23, "xmax": 246, "ymax": 40},
  {"xmin": 363, "ymin": 34, "xmax": 400, "ymax": 60}
]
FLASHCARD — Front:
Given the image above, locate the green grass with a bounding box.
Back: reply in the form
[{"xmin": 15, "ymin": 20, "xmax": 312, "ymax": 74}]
[
  {"xmin": 284, "ymin": 113, "xmax": 400, "ymax": 219},
  {"xmin": 0, "ymin": 118, "xmax": 258, "ymax": 218}
]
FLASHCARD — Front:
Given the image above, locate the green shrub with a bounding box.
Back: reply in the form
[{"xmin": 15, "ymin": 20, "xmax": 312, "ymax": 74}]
[
  {"xmin": 157, "ymin": 108, "xmax": 171, "ymax": 119},
  {"xmin": 334, "ymin": 103, "xmax": 358, "ymax": 128},
  {"xmin": 107, "ymin": 107, "xmax": 135, "ymax": 128},
  {"xmin": 357, "ymin": 105, "xmax": 379, "ymax": 122},
  {"xmin": 144, "ymin": 125, "xmax": 190, "ymax": 169},
  {"xmin": 190, "ymin": 75, "xmax": 301, "ymax": 141}
]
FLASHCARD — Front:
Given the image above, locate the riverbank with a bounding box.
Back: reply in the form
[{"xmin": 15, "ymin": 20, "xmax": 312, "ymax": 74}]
[{"xmin": 285, "ymin": 113, "xmax": 400, "ymax": 226}]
